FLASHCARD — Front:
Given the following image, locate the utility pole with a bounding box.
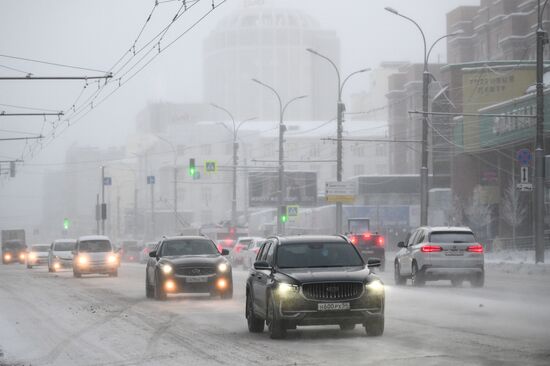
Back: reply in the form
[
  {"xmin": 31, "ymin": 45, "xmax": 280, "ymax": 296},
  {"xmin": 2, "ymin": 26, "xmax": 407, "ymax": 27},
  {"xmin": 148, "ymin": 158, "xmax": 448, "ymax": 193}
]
[
  {"xmin": 307, "ymin": 48, "xmax": 370, "ymax": 233},
  {"xmin": 151, "ymin": 179, "xmax": 155, "ymax": 239},
  {"xmin": 252, "ymin": 79, "xmax": 307, "ymax": 235},
  {"xmin": 385, "ymin": 7, "xmax": 463, "ymax": 226},
  {"xmin": 134, "ymin": 187, "xmax": 138, "ymax": 239},
  {"xmin": 101, "ymin": 166, "xmax": 105, "ymax": 235},
  {"xmin": 155, "ymin": 135, "xmax": 178, "ymax": 233},
  {"xmin": 96, "ymin": 194, "xmax": 100, "ymax": 235},
  {"xmin": 535, "ymin": 0, "xmax": 547, "ymax": 263}
]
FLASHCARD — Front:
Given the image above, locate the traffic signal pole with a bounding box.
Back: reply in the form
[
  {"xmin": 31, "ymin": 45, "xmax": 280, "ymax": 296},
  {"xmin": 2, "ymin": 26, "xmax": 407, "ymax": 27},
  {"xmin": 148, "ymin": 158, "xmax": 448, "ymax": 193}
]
[{"xmin": 101, "ymin": 166, "xmax": 105, "ymax": 235}]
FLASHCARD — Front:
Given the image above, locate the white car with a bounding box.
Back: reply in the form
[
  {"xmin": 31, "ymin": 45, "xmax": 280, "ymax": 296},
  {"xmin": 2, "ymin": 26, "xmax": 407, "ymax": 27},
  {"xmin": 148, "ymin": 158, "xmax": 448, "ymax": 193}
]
[
  {"xmin": 72, "ymin": 235, "xmax": 119, "ymax": 277},
  {"xmin": 26, "ymin": 244, "xmax": 50, "ymax": 269},
  {"xmin": 48, "ymin": 239, "xmax": 76, "ymax": 272},
  {"xmin": 228, "ymin": 237, "xmax": 263, "ymax": 268},
  {"xmin": 394, "ymin": 226, "xmax": 484, "ymax": 287}
]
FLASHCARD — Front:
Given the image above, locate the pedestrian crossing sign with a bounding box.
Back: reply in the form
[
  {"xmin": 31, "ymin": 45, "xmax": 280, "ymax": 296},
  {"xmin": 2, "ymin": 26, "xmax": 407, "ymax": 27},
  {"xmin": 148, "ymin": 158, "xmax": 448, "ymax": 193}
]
[
  {"xmin": 205, "ymin": 161, "xmax": 217, "ymax": 172},
  {"xmin": 287, "ymin": 205, "xmax": 299, "ymax": 217}
]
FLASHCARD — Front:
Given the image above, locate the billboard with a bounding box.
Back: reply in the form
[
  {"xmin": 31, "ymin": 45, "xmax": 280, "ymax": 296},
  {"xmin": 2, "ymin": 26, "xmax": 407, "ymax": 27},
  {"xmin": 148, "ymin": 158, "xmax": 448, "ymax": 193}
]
[{"xmin": 248, "ymin": 171, "xmax": 317, "ymax": 207}]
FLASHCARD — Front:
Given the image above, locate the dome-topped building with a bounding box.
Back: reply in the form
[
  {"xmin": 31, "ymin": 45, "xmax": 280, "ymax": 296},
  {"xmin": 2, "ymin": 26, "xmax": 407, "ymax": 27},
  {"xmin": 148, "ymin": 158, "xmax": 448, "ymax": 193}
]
[{"xmin": 203, "ymin": 0, "xmax": 340, "ymax": 121}]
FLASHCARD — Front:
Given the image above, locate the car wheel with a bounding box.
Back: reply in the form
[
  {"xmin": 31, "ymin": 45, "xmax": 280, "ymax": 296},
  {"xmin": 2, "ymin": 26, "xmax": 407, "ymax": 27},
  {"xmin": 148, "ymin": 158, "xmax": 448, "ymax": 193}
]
[
  {"xmin": 394, "ymin": 261, "xmax": 406, "ymax": 286},
  {"xmin": 451, "ymin": 278, "xmax": 463, "ymax": 287},
  {"xmin": 365, "ymin": 316, "xmax": 384, "ymax": 336},
  {"xmin": 221, "ymin": 286, "xmax": 233, "ymax": 300},
  {"xmin": 339, "ymin": 323, "xmax": 356, "ymax": 331},
  {"xmin": 411, "ymin": 262, "xmax": 425, "ymax": 287},
  {"xmin": 109, "ymin": 269, "xmax": 118, "ymax": 277},
  {"xmin": 73, "ymin": 270, "xmax": 81, "ymax": 278},
  {"xmin": 470, "ymin": 272, "xmax": 484, "ymax": 288},
  {"xmin": 154, "ymin": 272, "xmax": 167, "ymax": 301},
  {"xmin": 145, "ymin": 272, "xmax": 154, "ymax": 298},
  {"xmin": 267, "ymin": 295, "xmax": 286, "ymax": 339},
  {"xmin": 246, "ymin": 292, "xmax": 264, "ymax": 333},
  {"xmin": 27, "ymin": 264, "xmax": 32, "ymax": 269}
]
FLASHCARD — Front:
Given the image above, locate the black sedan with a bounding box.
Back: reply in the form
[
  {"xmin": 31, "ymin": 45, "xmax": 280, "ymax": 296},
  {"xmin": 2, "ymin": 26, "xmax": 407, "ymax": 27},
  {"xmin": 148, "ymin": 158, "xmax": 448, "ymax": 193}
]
[
  {"xmin": 145, "ymin": 236, "xmax": 233, "ymax": 301},
  {"xmin": 246, "ymin": 235, "xmax": 385, "ymax": 339}
]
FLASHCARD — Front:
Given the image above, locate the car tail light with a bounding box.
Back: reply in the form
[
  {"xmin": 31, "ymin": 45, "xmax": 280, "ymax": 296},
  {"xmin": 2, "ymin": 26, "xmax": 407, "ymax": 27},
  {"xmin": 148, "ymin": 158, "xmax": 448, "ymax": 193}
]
[
  {"xmin": 421, "ymin": 245, "xmax": 442, "ymax": 253},
  {"xmin": 376, "ymin": 236, "xmax": 385, "ymax": 247},
  {"xmin": 350, "ymin": 236, "xmax": 358, "ymax": 245},
  {"xmin": 467, "ymin": 244, "xmax": 484, "ymax": 253},
  {"xmin": 363, "ymin": 232, "xmax": 371, "ymax": 240}
]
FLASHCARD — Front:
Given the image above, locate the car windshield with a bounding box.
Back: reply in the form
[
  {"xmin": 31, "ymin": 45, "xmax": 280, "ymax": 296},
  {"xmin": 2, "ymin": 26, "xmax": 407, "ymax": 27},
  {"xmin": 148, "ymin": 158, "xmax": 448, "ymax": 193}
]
[
  {"xmin": 3, "ymin": 242, "xmax": 24, "ymax": 250},
  {"xmin": 54, "ymin": 242, "xmax": 75, "ymax": 251},
  {"xmin": 146, "ymin": 243, "xmax": 157, "ymax": 249},
  {"xmin": 162, "ymin": 239, "xmax": 218, "ymax": 256},
  {"xmin": 31, "ymin": 245, "xmax": 50, "ymax": 252},
  {"xmin": 277, "ymin": 242, "xmax": 363, "ymax": 268},
  {"xmin": 78, "ymin": 240, "xmax": 112, "ymax": 253},
  {"xmin": 430, "ymin": 232, "xmax": 476, "ymax": 244}
]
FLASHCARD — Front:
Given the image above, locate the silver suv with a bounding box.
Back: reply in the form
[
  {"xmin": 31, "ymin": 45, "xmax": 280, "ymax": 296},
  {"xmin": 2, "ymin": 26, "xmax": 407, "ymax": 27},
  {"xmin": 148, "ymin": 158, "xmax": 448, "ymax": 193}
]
[
  {"xmin": 394, "ymin": 227, "xmax": 484, "ymax": 287},
  {"xmin": 72, "ymin": 235, "xmax": 119, "ymax": 277}
]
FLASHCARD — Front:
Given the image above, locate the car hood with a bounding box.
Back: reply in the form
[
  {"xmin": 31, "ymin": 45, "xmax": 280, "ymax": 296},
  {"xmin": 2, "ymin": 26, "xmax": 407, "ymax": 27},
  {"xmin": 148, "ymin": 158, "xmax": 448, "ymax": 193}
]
[
  {"xmin": 277, "ymin": 266, "xmax": 370, "ymax": 284},
  {"xmin": 161, "ymin": 254, "xmax": 225, "ymax": 266}
]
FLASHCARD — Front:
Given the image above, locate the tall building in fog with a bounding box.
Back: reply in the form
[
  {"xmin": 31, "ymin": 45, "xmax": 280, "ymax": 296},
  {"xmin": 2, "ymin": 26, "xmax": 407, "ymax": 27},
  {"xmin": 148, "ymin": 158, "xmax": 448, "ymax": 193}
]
[{"xmin": 203, "ymin": 0, "xmax": 340, "ymax": 121}]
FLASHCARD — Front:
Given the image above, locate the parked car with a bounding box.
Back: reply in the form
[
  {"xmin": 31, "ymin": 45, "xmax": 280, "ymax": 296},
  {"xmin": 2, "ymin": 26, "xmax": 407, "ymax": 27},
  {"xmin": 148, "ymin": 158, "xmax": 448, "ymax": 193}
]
[
  {"xmin": 48, "ymin": 239, "xmax": 76, "ymax": 272},
  {"xmin": 246, "ymin": 235, "xmax": 385, "ymax": 339},
  {"xmin": 145, "ymin": 236, "xmax": 232, "ymax": 301},
  {"xmin": 26, "ymin": 244, "xmax": 50, "ymax": 269},
  {"xmin": 394, "ymin": 226, "xmax": 484, "ymax": 287},
  {"xmin": 347, "ymin": 232, "xmax": 386, "ymax": 271},
  {"xmin": 140, "ymin": 242, "xmax": 158, "ymax": 264},
  {"xmin": 2, "ymin": 240, "xmax": 27, "ymax": 264},
  {"xmin": 72, "ymin": 235, "xmax": 119, "ymax": 277},
  {"xmin": 228, "ymin": 237, "xmax": 263, "ymax": 268}
]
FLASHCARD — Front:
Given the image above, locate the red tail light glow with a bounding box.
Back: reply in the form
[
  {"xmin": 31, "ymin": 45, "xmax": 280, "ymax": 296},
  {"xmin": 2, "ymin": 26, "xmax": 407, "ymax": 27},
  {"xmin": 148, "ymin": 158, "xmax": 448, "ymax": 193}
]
[
  {"xmin": 467, "ymin": 244, "xmax": 484, "ymax": 253},
  {"xmin": 421, "ymin": 245, "xmax": 443, "ymax": 253},
  {"xmin": 350, "ymin": 236, "xmax": 358, "ymax": 245},
  {"xmin": 376, "ymin": 236, "xmax": 385, "ymax": 247},
  {"xmin": 363, "ymin": 232, "xmax": 371, "ymax": 240},
  {"xmin": 234, "ymin": 245, "xmax": 243, "ymax": 253},
  {"xmin": 217, "ymin": 244, "xmax": 222, "ymax": 253}
]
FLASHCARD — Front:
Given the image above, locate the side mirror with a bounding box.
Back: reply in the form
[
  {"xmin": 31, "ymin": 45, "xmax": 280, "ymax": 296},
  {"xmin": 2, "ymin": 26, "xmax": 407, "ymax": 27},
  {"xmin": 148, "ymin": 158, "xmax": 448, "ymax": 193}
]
[
  {"xmin": 367, "ymin": 258, "xmax": 381, "ymax": 268},
  {"xmin": 397, "ymin": 241, "xmax": 406, "ymax": 248},
  {"xmin": 149, "ymin": 250, "xmax": 157, "ymax": 258},
  {"xmin": 254, "ymin": 260, "xmax": 271, "ymax": 270},
  {"xmin": 221, "ymin": 249, "xmax": 229, "ymax": 256}
]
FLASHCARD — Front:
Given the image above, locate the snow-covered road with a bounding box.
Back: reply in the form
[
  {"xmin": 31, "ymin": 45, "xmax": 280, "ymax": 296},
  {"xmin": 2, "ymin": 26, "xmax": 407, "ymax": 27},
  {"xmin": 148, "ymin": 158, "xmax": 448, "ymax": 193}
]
[{"xmin": 0, "ymin": 262, "xmax": 549, "ymax": 365}]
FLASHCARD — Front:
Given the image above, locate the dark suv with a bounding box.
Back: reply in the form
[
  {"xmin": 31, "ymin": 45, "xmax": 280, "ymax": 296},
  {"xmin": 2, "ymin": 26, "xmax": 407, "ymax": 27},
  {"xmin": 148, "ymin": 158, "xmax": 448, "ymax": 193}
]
[
  {"xmin": 348, "ymin": 232, "xmax": 386, "ymax": 271},
  {"xmin": 245, "ymin": 235, "xmax": 385, "ymax": 339}
]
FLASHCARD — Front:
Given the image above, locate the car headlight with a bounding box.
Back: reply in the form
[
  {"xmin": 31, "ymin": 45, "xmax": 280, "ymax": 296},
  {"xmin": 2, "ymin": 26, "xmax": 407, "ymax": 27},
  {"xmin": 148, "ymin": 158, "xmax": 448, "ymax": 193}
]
[
  {"xmin": 161, "ymin": 264, "xmax": 173, "ymax": 275},
  {"xmin": 366, "ymin": 280, "xmax": 384, "ymax": 295},
  {"xmin": 277, "ymin": 283, "xmax": 300, "ymax": 297},
  {"xmin": 78, "ymin": 255, "xmax": 88, "ymax": 265},
  {"xmin": 107, "ymin": 254, "xmax": 118, "ymax": 264},
  {"xmin": 19, "ymin": 253, "xmax": 26, "ymax": 260},
  {"xmin": 218, "ymin": 262, "xmax": 229, "ymax": 273},
  {"xmin": 29, "ymin": 253, "xmax": 37, "ymax": 260},
  {"xmin": 4, "ymin": 253, "xmax": 11, "ymax": 261}
]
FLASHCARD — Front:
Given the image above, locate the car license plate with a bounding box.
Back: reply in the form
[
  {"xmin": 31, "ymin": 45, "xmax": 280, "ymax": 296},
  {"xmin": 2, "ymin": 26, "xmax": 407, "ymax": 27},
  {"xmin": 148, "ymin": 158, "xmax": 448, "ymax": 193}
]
[
  {"xmin": 318, "ymin": 302, "xmax": 350, "ymax": 311},
  {"xmin": 186, "ymin": 276, "xmax": 208, "ymax": 283},
  {"xmin": 445, "ymin": 251, "xmax": 463, "ymax": 256}
]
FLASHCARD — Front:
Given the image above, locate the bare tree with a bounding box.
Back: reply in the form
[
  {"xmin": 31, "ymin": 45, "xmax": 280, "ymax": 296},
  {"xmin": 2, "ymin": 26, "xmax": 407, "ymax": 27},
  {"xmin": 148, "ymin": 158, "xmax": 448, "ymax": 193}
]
[
  {"xmin": 501, "ymin": 182, "xmax": 527, "ymax": 249},
  {"xmin": 465, "ymin": 185, "xmax": 492, "ymax": 239}
]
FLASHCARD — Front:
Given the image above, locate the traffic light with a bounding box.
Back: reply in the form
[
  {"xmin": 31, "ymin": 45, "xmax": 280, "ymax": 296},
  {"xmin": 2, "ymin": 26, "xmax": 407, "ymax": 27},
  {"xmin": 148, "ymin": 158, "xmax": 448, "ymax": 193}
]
[
  {"xmin": 279, "ymin": 205, "xmax": 288, "ymax": 223},
  {"xmin": 188, "ymin": 158, "xmax": 196, "ymax": 177},
  {"xmin": 63, "ymin": 218, "xmax": 70, "ymax": 230}
]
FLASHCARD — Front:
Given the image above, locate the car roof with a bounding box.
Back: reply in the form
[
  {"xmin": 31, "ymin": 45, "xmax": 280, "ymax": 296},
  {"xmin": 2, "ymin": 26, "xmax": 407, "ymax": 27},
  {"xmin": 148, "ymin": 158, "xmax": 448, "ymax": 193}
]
[
  {"xmin": 78, "ymin": 235, "xmax": 110, "ymax": 241},
  {"xmin": 272, "ymin": 235, "xmax": 349, "ymax": 245}
]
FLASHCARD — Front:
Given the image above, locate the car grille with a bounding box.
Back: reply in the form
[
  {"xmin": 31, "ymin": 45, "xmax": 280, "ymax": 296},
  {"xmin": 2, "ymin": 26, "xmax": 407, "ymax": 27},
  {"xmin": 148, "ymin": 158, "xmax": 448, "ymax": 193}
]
[
  {"xmin": 302, "ymin": 282, "xmax": 363, "ymax": 301},
  {"xmin": 175, "ymin": 266, "xmax": 216, "ymax": 276}
]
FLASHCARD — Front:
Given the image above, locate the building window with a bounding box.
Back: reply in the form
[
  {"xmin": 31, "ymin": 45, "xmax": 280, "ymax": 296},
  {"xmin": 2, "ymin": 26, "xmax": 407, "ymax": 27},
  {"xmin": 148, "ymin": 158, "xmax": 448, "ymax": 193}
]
[
  {"xmin": 354, "ymin": 164, "xmax": 365, "ymax": 176},
  {"xmin": 352, "ymin": 145, "xmax": 365, "ymax": 157}
]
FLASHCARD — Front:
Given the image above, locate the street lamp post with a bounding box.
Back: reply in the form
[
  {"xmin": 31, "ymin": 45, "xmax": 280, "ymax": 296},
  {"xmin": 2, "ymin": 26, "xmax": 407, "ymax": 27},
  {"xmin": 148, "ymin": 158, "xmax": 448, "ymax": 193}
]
[
  {"xmin": 211, "ymin": 103, "xmax": 256, "ymax": 228},
  {"xmin": 535, "ymin": 0, "xmax": 547, "ymax": 263},
  {"xmin": 306, "ymin": 48, "xmax": 370, "ymax": 233},
  {"xmin": 156, "ymin": 135, "xmax": 178, "ymax": 234},
  {"xmin": 385, "ymin": 7, "xmax": 463, "ymax": 226},
  {"xmin": 252, "ymin": 78, "xmax": 307, "ymax": 235}
]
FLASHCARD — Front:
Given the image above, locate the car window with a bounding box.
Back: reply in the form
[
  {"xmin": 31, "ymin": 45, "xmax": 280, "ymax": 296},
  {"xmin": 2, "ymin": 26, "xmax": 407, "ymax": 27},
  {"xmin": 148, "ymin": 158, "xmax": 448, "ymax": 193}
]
[
  {"xmin": 54, "ymin": 241, "xmax": 75, "ymax": 251},
  {"xmin": 277, "ymin": 242, "xmax": 363, "ymax": 268},
  {"xmin": 430, "ymin": 231, "xmax": 476, "ymax": 243},
  {"xmin": 260, "ymin": 242, "xmax": 272, "ymax": 261},
  {"xmin": 416, "ymin": 231, "xmax": 426, "ymax": 244},
  {"xmin": 266, "ymin": 242, "xmax": 276, "ymax": 264},
  {"xmin": 160, "ymin": 239, "xmax": 218, "ymax": 256},
  {"xmin": 407, "ymin": 230, "xmax": 419, "ymax": 246},
  {"xmin": 78, "ymin": 240, "xmax": 112, "ymax": 253}
]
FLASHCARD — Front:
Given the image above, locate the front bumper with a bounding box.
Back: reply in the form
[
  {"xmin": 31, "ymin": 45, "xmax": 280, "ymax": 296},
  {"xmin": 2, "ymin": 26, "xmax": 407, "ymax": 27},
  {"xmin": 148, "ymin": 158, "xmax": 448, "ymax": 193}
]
[
  {"xmin": 276, "ymin": 292, "xmax": 384, "ymax": 326},
  {"xmin": 75, "ymin": 261, "xmax": 119, "ymax": 274},
  {"xmin": 52, "ymin": 258, "xmax": 73, "ymax": 269},
  {"xmin": 164, "ymin": 273, "xmax": 232, "ymax": 294}
]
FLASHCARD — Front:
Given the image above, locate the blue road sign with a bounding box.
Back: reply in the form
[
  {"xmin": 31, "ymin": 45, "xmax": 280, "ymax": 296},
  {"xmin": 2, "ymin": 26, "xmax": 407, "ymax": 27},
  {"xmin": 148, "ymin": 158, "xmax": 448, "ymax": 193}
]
[
  {"xmin": 147, "ymin": 175, "xmax": 155, "ymax": 185},
  {"xmin": 205, "ymin": 161, "xmax": 217, "ymax": 172},
  {"xmin": 287, "ymin": 205, "xmax": 299, "ymax": 217},
  {"xmin": 516, "ymin": 148, "xmax": 532, "ymax": 166},
  {"xmin": 103, "ymin": 177, "xmax": 112, "ymax": 186}
]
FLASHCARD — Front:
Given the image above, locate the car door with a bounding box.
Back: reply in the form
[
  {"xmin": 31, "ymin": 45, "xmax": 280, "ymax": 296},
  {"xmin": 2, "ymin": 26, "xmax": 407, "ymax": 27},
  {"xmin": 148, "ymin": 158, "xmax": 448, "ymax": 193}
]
[
  {"xmin": 400, "ymin": 229, "xmax": 420, "ymax": 275},
  {"xmin": 252, "ymin": 241, "xmax": 272, "ymax": 315}
]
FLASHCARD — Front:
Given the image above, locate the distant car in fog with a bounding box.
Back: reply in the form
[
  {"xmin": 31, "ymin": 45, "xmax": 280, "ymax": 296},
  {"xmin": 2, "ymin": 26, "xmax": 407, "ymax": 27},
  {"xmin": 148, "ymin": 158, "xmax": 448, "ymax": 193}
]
[
  {"xmin": 48, "ymin": 239, "xmax": 76, "ymax": 272},
  {"xmin": 26, "ymin": 244, "xmax": 50, "ymax": 269},
  {"xmin": 228, "ymin": 237, "xmax": 263, "ymax": 268},
  {"xmin": 119, "ymin": 240, "xmax": 140, "ymax": 262},
  {"xmin": 145, "ymin": 236, "xmax": 233, "ymax": 301},
  {"xmin": 140, "ymin": 242, "xmax": 158, "ymax": 264},
  {"xmin": 394, "ymin": 226, "xmax": 484, "ymax": 287},
  {"xmin": 246, "ymin": 235, "xmax": 385, "ymax": 339},
  {"xmin": 2, "ymin": 240, "xmax": 27, "ymax": 264},
  {"xmin": 72, "ymin": 235, "xmax": 119, "ymax": 278},
  {"xmin": 347, "ymin": 232, "xmax": 386, "ymax": 271}
]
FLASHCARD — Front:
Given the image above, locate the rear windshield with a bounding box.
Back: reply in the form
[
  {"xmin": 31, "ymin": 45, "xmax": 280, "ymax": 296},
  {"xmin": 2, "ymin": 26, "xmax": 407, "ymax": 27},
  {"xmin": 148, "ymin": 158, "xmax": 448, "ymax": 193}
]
[
  {"xmin": 238, "ymin": 239, "xmax": 253, "ymax": 247},
  {"xmin": 162, "ymin": 239, "xmax": 218, "ymax": 256},
  {"xmin": 430, "ymin": 232, "xmax": 476, "ymax": 244},
  {"xmin": 31, "ymin": 245, "xmax": 50, "ymax": 252},
  {"xmin": 277, "ymin": 242, "xmax": 363, "ymax": 269},
  {"xmin": 54, "ymin": 242, "xmax": 75, "ymax": 251},
  {"xmin": 78, "ymin": 240, "xmax": 112, "ymax": 253}
]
